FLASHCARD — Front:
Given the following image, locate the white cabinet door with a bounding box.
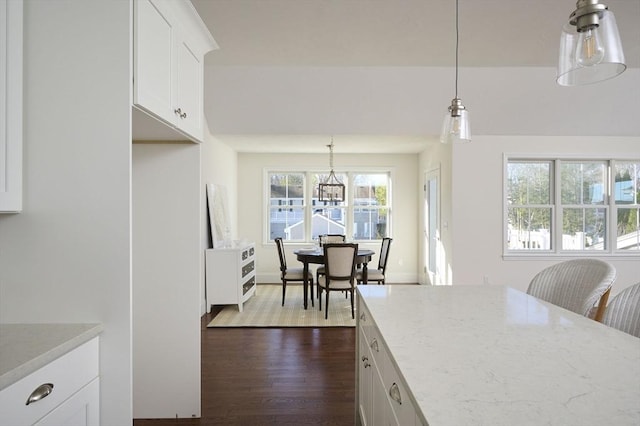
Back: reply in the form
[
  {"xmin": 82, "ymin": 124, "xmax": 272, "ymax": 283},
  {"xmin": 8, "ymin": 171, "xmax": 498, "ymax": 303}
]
[
  {"xmin": 133, "ymin": 0, "xmax": 174, "ymax": 124},
  {"xmin": 34, "ymin": 378, "xmax": 99, "ymax": 426},
  {"xmin": 358, "ymin": 328, "xmax": 372, "ymax": 426},
  {"xmin": 0, "ymin": 0, "xmax": 23, "ymax": 212},
  {"xmin": 174, "ymin": 37, "xmax": 203, "ymax": 141}
]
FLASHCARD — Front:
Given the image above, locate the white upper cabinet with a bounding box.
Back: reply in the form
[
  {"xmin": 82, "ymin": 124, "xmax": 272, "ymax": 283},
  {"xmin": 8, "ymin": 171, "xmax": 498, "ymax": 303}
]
[
  {"xmin": 133, "ymin": 0, "xmax": 217, "ymax": 143},
  {"xmin": 0, "ymin": 0, "xmax": 23, "ymax": 213}
]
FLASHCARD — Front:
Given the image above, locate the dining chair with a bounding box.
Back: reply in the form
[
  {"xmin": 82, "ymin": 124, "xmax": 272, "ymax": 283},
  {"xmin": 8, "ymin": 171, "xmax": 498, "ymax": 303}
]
[
  {"xmin": 315, "ymin": 234, "xmax": 346, "ymax": 292},
  {"xmin": 602, "ymin": 282, "xmax": 640, "ymax": 338},
  {"xmin": 526, "ymin": 258, "xmax": 616, "ymax": 321},
  {"xmin": 318, "ymin": 243, "xmax": 358, "ymax": 319},
  {"xmin": 275, "ymin": 237, "xmax": 314, "ymax": 307},
  {"xmin": 356, "ymin": 237, "xmax": 392, "ymax": 285}
]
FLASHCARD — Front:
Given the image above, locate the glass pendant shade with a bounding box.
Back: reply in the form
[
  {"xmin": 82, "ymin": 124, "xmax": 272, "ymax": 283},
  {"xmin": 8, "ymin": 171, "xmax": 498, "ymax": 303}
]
[
  {"xmin": 557, "ymin": 8, "xmax": 626, "ymax": 86},
  {"xmin": 440, "ymin": 99, "xmax": 471, "ymax": 144}
]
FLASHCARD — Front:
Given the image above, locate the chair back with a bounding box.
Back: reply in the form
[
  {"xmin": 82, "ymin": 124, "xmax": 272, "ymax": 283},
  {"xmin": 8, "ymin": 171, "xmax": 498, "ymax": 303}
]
[
  {"xmin": 319, "ymin": 234, "xmax": 346, "ymax": 246},
  {"xmin": 274, "ymin": 237, "xmax": 287, "ymax": 272},
  {"xmin": 378, "ymin": 237, "xmax": 393, "ymax": 272},
  {"xmin": 323, "ymin": 243, "xmax": 358, "ymax": 287},
  {"xmin": 603, "ymin": 282, "xmax": 640, "ymax": 338},
  {"xmin": 526, "ymin": 258, "xmax": 616, "ymax": 318}
]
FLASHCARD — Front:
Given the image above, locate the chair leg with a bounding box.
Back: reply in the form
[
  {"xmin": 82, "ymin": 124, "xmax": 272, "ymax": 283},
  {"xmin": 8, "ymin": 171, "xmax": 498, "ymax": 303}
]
[
  {"xmin": 325, "ymin": 291, "xmax": 329, "ymax": 319},
  {"xmin": 310, "ymin": 278, "xmax": 314, "ymax": 308},
  {"xmin": 350, "ymin": 289, "xmax": 355, "ymax": 319},
  {"xmin": 318, "ymin": 286, "xmax": 323, "ymax": 311},
  {"xmin": 282, "ymin": 281, "xmax": 286, "ymax": 306}
]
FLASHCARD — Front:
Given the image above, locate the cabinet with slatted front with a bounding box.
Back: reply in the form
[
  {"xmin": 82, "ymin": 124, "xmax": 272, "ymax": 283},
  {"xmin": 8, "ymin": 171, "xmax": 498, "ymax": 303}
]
[{"xmin": 205, "ymin": 243, "xmax": 256, "ymax": 312}]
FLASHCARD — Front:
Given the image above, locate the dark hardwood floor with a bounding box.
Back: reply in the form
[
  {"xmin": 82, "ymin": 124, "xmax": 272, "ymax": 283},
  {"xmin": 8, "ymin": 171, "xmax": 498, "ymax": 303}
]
[{"xmin": 134, "ymin": 310, "xmax": 356, "ymax": 426}]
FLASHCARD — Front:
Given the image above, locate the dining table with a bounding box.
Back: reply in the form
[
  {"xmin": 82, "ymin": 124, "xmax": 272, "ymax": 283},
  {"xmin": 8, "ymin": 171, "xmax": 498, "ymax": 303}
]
[{"xmin": 294, "ymin": 247, "xmax": 375, "ymax": 309}]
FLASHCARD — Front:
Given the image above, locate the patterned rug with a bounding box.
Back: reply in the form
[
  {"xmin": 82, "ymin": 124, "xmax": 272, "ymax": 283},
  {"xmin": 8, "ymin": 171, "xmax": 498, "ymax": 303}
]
[{"xmin": 207, "ymin": 284, "xmax": 356, "ymax": 327}]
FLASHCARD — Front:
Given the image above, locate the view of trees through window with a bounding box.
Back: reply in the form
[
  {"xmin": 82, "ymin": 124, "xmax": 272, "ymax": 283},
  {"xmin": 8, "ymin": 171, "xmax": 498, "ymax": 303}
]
[
  {"xmin": 506, "ymin": 159, "xmax": 639, "ymax": 253},
  {"xmin": 268, "ymin": 171, "xmax": 390, "ymax": 242}
]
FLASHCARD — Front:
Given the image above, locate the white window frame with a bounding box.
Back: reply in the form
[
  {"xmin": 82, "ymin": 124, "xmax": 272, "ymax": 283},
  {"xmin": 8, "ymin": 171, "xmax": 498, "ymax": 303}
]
[
  {"xmin": 264, "ymin": 167, "xmax": 393, "ymax": 244},
  {"xmin": 503, "ymin": 154, "xmax": 640, "ymax": 258}
]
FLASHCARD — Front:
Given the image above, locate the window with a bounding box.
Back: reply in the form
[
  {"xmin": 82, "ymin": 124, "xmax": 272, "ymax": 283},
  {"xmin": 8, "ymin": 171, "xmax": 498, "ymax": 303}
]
[
  {"xmin": 505, "ymin": 157, "xmax": 639, "ymax": 255},
  {"xmin": 267, "ymin": 170, "xmax": 391, "ymax": 243},
  {"xmin": 268, "ymin": 173, "xmax": 305, "ymax": 241},
  {"xmin": 352, "ymin": 173, "xmax": 389, "ymax": 240}
]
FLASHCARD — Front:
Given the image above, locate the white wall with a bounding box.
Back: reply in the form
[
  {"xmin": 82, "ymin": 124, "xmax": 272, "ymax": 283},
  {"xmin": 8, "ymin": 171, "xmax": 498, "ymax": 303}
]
[
  {"xmin": 451, "ymin": 135, "xmax": 640, "ymax": 296},
  {"xmin": 0, "ymin": 1, "xmax": 132, "ymax": 424},
  {"xmin": 237, "ymin": 152, "xmax": 419, "ymax": 284},
  {"xmin": 204, "ymin": 66, "xmax": 640, "ymax": 137},
  {"xmin": 132, "ymin": 142, "xmax": 202, "ymax": 418}
]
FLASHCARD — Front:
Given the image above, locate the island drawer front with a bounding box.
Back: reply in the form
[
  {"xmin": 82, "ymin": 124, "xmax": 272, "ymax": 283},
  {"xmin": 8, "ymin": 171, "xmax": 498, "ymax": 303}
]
[
  {"xmin": 381, "ymin": 348, "xmax": 417, "ymax": 426},
  {"xmin": 0, "ymin": 337, "xmax": 99, "ymax": 426},
  {"xmin": 358, "ymin": 302, "xmax": 375, "ymax": 343}
]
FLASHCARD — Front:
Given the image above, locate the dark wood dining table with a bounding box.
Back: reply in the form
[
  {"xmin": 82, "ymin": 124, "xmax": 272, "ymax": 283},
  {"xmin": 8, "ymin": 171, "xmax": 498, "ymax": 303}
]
[{"xmin": 293, "ymin": 248, "xmax": 375, "ymax": 309}]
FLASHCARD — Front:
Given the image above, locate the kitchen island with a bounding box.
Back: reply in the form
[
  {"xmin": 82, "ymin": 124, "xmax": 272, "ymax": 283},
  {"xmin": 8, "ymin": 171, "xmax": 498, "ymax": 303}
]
[{"xmin": 356, "ymin": 285, "xmax": 640, "ymax": 426}]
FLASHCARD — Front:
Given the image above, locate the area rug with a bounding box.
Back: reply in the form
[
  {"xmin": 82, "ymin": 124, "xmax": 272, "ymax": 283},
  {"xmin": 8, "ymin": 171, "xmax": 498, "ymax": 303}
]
[{"xmin": 207, "ymin": 284, "xmax": 356, "ymax": 327}]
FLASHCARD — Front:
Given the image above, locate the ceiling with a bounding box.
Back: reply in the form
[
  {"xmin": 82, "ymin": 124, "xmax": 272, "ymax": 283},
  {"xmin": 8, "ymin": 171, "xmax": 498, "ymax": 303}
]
[{"xmin": 190, "ymin": 0, "xmax": 640, "ymax": 153}]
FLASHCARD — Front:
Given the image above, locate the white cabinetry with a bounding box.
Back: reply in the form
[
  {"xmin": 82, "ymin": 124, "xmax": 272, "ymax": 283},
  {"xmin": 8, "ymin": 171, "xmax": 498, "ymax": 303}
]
[
  {"xmin": 0, "ymin": 0, "xmax": 23, "ymax": 212},
  {"xmin": 133, "ymin": 0, "xmax": 217, "ymax": 143},
  {"xmin": 357, "ymin": 300, "xmax": 424, "ymax": 426},
  {"xmin": 0, "ymin": 337, "xmax": 100, "ymax": 426},
  {"xmin": 205, "ymin": 244, "xmax": 257, "ymax": 312}
]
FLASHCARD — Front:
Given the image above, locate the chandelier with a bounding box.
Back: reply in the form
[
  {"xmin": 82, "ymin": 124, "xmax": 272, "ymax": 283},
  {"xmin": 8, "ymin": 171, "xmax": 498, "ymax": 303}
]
[{"xmin": 318, "ymin": 137, "xmax": 345, "ymax": 203}]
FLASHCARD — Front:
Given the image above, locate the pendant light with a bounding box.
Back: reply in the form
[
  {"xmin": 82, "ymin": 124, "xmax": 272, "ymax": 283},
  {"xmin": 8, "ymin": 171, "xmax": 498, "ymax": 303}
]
[
  {"xmin": 318, "ymin": 137, "xmax": 345, "ymax": 203},
  {"xmin": 557, "ymin": 0, "xmax": 626, "ymax": 86},
  {"xmin": 441, "ymin": 0, "xmax": 470, "ymax": 144}
]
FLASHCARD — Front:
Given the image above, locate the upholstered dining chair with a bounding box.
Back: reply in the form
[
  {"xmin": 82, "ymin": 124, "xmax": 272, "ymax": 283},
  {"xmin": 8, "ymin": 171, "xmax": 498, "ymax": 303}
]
[
  {"xmin": 315, "ymin": 234, "xmax": 346, "ymax": 291},
  {"xmin": 318, "ymin": 243, "xmax": 358, "ymax": 319},
  {"xmin": 602, "ymin": 282, "xmax": 640, "ymax": 338},
  {"xmin": 275, "ymin": 237, "xmax": 314, "ymax": 307},
  {"xmin": 356, "ymin": 237, "xmax": 392, "ymax": 285},
  {"xmin": 526, "ymin": 258, "xmax": 616, "ymax": 321}
]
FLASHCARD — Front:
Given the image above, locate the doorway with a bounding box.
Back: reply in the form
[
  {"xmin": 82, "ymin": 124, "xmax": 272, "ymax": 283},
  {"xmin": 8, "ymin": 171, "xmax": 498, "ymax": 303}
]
[{"xmin": 424, "ymin": 169, "xmax": 440, "ymax": 285}]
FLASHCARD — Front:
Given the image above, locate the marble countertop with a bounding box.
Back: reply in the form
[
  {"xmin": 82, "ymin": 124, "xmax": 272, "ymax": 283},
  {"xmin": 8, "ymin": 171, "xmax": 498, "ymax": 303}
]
[
  {"xmin": 358, "ymin": 285, "xmax": 640, "ymax": 426},
  {"xmin": 0, "ymin": 323, "xmax": 103, "ymax": 390}
]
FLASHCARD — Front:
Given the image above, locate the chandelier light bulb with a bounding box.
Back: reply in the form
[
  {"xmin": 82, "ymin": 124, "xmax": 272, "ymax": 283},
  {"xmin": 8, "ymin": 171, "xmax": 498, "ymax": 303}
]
[{"xmin": 576, "ymin": 27, "xmax": 605, "ymax": 66}]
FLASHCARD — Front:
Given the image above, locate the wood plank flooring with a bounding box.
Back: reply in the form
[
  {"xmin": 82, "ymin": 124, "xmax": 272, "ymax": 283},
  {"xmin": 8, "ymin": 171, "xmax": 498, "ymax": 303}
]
[{"xmin": 134, "ymin": 311, "xmax": 356, "ymax": 426}]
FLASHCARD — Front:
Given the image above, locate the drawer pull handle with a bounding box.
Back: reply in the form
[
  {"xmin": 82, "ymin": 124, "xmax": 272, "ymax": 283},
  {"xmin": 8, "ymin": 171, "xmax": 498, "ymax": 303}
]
[
  {"xmin": 26, "ymin": 383, "xmax": 54, "ymax": 405},
  {"xmin": 389, "ymin": 383, "xmax": 402, "ymax": 405},
  {"xmin": 370, "ymin": 338, "xmax": 379, "ymax": 352}
]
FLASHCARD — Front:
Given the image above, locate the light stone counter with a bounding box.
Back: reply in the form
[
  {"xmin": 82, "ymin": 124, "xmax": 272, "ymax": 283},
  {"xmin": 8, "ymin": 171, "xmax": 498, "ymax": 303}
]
[
  {"xmin": 358, "ymin": 285, "xmax": 640, "ymax": 426},
  {"xmin": 0, "ymin": 323, "xmax": 103, "ymax": 390}
]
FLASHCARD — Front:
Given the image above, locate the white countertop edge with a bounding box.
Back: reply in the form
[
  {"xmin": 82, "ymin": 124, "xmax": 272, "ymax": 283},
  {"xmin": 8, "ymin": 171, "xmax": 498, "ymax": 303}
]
[{"xmin": 0, "ymin": 323, "xmax": 104, "ymax": 390}]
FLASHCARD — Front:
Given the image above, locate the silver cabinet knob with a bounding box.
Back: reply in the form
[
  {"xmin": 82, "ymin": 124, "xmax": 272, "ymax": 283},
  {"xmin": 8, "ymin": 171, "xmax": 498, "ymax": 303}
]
[{"xmin": 26, "ymin": 383, "xmax": 54, "ymax": 405}]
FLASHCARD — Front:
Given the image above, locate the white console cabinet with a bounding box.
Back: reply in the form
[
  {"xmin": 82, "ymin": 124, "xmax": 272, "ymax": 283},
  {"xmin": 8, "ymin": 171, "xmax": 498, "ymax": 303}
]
[
  {"xmin": 133, "ymin": 0, "xmax": 217, "ymax": 143},
  {"xmin": 0, "ymin": 0, "xmax": 23, "ymax": 212},
  {"xmin": 0, "ymin": 337, "xmax": 100, "ymax": 426},
  {"xmin": 205, "ymin": 243, "xmax": 256, "ymax": 312}
]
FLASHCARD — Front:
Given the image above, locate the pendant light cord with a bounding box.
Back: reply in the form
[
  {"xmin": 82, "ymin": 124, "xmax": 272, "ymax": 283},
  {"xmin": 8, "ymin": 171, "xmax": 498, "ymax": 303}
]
[{"xmin": 455, "ymin": 0, "xmax": 459, "ymax": 99}]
